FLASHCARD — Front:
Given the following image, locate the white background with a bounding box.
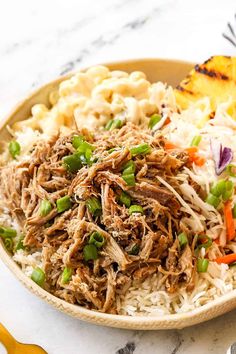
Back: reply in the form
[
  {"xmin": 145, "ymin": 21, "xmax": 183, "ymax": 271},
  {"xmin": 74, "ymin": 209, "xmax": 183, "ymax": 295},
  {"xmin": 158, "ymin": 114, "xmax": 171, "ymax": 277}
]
[{"xmin": 0, "ymin": 0, "xmax": 236, "ymax": 353}]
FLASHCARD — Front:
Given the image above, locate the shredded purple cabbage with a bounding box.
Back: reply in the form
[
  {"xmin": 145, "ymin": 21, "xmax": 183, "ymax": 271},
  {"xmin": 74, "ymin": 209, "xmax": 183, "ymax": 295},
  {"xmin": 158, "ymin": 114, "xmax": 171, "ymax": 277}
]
[{"xmin": 211, "ymin": 139, "xmax": 233, "ymax": 175}]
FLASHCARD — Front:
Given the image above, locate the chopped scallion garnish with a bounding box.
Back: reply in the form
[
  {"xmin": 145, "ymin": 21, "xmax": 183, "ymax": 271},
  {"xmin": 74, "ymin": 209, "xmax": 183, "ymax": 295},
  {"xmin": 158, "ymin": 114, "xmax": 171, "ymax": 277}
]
[
  {"xmin": 76, "ymin": 141, "xmax": 95, "ymax": 154},
  {"xmin": 15, "ymin": 235, "xmax": 25, "ymax": 251},
  {"xmin": 56, "ymin": 196, "xmax": 71, "ymax": 213},
  {"xmin": 61, "ymin": 267, "xmax": 73, "ymax": 284},
  {"xmin": 190, "ymin": 135, "xmax": 202, "ymax": 147},
  {"xmin": 226, "ymin": 164, "xmax": 236, "ymax": 177},
  {"xmin": 205, "ymin": 193, "xmax": 220, "ymax": 208},
  {"xmin": 130, "ymin": 143, "xmax": 151, "ymax": 157},
  {"xmin": 197, "ymin": 258, "xmax": 209, "ymax": 273},
  {"xmin": 222, "ymin": 180, "xmax": 233, "ymax": 201},
  {"xmin": 105, "ymin": 119, "xmax": 123, "ymax": 131},
  {"xmin": 88, "ymin": 231, "xmax": 105, "ymax": 248},
  {"xmin": 178, "ymin": 232, "xmax": 188, "ymax": 248},
  {"xmin": 86, "ymin": 197, "xmax": 102, "ymax": 216},
  {"xmin": 122, "ymin": 173, "xmax": 135, "ymax": 186},
  {"xmin": 83, "ymin": 244, "xmax": 98, "ymax": 261},
  {"xmin": 63, "ymin": 153, "xmax": 82, "ymax": 173},
  {"xmin": 197, "ymin": 234, "xmax": 212, "ymax": 249},
  {"xmin": 107, "ymin": 147, "xmax": 118, "ymax": 154},
  {"xmin": 105, "ymin": 120, "xmax": 113, "ymax": 130},
  {"xmin": 148, "ymin": 114, "xmax": 162, "ymax": 129},
  {"xmin": 119, "ymin": 191, "xmax": 131, "ymax": 208},
  {"xmin": 9, "ymin": 140, "xmax": 21, "ymax": 159},
  {"xmin": 122, "ymin": 160, "xmax": 136, "ymax": 175},
  {"xmin": 31, "ymin": 267, "xmax": 45, "ymax": 287},
  {"xmin": 210, "ymin": 180, "xmax": 226, "ymax": 197},
  {"xmin": 40, "ymin": 200, "xmax": 52, "ymax": 217},
  {"xmin": 111, "ymin": 119, "xmax": 123, "ymax": 130},
  {"xmin": 72, "ymin": 135, "xmax": 84, "ymax": 149},
  {"xmin": 4, "ymin": 238, "xmax": 13, "ymax": 252},
  {"xmin": 129, "ymin": 244, "xmax": 140, "ymax": 255},
  {"xmin": 0, "ymin": 227, "xmax": 17, "ymax": 239},
  {"xmin": 128, "ymin": 205, "xmax": 144, "ymax": 215}
]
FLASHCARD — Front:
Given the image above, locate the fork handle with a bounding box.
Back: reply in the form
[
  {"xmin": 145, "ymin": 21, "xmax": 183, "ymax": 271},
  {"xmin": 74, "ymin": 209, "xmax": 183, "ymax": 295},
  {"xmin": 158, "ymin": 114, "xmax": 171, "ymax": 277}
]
[{"xmin": 0, "ymin": 323, "xmax": 16, "ymax": 353}]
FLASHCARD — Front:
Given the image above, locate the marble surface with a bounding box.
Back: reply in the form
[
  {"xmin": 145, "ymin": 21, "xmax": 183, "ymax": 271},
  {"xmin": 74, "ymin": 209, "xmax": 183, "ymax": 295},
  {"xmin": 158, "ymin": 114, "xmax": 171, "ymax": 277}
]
[{"xmin": 0, "ymin": 0, "xmax": 236, "ymax": 353}]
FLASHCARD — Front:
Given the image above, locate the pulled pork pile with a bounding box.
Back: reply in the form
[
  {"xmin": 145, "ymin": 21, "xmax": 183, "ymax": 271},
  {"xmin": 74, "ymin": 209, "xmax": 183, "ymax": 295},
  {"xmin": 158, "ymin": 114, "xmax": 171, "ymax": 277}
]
[{"xmin": 0, "ymin": 122, "xmax": 198, "ymax": 313}]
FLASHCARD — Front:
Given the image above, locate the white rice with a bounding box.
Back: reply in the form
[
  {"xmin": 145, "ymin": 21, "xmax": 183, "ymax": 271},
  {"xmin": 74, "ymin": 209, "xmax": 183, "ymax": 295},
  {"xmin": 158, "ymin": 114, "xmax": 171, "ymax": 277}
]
[
  {"xmin": 117, "ymin": 262, "xmax": 236, "ymax": 316},
  {"xmin": 2, "ymin": 67, "xmax": 236, "ymax": 316}
]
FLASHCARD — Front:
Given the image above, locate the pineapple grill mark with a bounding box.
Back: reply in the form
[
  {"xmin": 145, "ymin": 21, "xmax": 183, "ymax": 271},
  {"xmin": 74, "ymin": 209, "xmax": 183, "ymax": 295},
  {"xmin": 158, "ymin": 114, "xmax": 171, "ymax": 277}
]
[
  {"xmin": 209, "ymin": 111, "xmax": 215, "ymax": 119},
  {"xmin": 195, "ymin": 64, "xmax": 229, "ymax": 81},
  {"xmin": 176, "ymin": 85, "xmax": 194, "ymax": 95}
]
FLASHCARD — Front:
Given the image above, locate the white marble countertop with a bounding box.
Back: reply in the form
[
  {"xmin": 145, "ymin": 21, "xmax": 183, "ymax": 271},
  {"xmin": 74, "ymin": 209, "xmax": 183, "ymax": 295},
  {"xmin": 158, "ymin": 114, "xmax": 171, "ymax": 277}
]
[{"xmin": 0, "ymin": 0, "xmax": 236, "ymax": 353}]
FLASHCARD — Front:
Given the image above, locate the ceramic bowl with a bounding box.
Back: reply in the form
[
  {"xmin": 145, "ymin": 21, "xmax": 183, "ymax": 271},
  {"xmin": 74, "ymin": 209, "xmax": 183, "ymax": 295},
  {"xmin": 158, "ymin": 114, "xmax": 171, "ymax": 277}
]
[{"xmin": 2, "ymin": 59, "xmax": 235, "ymax": 330}]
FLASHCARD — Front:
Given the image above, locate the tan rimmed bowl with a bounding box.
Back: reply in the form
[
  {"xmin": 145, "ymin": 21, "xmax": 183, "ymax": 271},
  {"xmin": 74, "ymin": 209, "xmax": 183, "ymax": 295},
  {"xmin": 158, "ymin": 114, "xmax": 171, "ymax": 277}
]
[{"xmin": 1, "ymin": 58, "xmax": 236, "ymax": 330}]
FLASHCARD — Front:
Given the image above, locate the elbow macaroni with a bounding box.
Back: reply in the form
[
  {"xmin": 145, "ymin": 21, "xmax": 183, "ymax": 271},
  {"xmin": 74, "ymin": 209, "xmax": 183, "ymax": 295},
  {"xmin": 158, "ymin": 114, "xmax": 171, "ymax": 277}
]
[{"xmin": 13, "ymin": 65, "xmax": 177, "ymax": 135}]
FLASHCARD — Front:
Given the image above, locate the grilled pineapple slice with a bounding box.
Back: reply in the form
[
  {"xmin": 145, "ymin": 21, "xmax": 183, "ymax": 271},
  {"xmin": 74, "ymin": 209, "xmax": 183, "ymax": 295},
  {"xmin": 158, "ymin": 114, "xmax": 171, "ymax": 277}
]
[{"xmin": 175, "ymin": 56, "xmax": 236, "ymax": 119}]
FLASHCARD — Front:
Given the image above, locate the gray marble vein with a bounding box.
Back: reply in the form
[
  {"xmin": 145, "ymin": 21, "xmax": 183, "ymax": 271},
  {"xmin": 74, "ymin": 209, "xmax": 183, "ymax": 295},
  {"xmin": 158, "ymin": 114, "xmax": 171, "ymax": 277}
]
[
  {"xmin": 116, "ymin": 342, "xmax": 136, "ymax": 354},
  {"xmin": 59, "ymin": 5, "xmax": 164, "ymax": 75}
]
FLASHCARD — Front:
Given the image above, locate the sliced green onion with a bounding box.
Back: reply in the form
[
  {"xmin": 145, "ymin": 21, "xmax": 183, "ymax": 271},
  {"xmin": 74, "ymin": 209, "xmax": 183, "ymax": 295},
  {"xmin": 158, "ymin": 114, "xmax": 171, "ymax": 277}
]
[
  {"xmin": 210, "ymin": 180, "xmax": 226, "ymax": 197},
  {"xmin": 83, "ymin": 244, "xmax": 98, "ymax": 261},
  {"xmin": 129, "ymin": 204, "xmax": 144, "ymax": 215},
  {"xmin": 105, "ymin": 119, "xmax": 123, "ymax": 131},
  {"xmin": 63, "ymin": 153, "xmax": 82, "ymax": 173},
  {"xmin": 110, "ymin": 119, "xmax": 123, "ymax": 130},
  {"xmin": 56, "ymin": 196, "xmax": 71, "ymax": 213},
  {"xmin": 197, "ymin": 234, "xmax": 212, "ymax": 249},
  {"xmin": 148, "ymin": 114, "xmax": 162, "ymax": 129},
  {"xmin": 190, "ymin": 135, "xmax": 202, "ymax": 147},
  {"xmin": 178, "ymin": 232, "xmax": 188, "ymax": 248},
  {"xmin": 205, "ymin": 193, "xmax": 220, "ymax": 208},
  {"xmin": 76, "ymin": 141, "xmax": 95, "ymax": 153},
  {"xmin": 222, "ymin": 180, "xmax": 233, "ymax": 201},
  {"xmin": 130, "ymin": 143, "xmax": 151, "ymax": 157},
  {"xmin": 105, "ymin": 120, "xmax": 113, "ymax": 130},
  {"xmin": 122, "ymin": 173, "xmax": 135, "ymax": 186},
  {"xmin": 197, "ymin": 258, "xmax": 209, "ymax": 273},
  {"xmin": 88, "ymin": 231, "xmax": 105, "ymax": 248},
  {"xmin": 86, "ymin": 197, "xmax": 102, "ymax": 216},
  {"xmin": 119, "ymin": 191, "xmax": 131, "ymax": 208},
  {"xmin": 4, "ymin": 238, "xmax": 13, "ymax": 252},
  {"xmin": 107, "ymin": 147, "xmax": 117, "ymax": 154},
  {"xmin": 9, "ymin": 140, "xmax": 21, "ymax": 159},
  {"xmin": 122, "ymin": 160, "xmax": 136, "ymax": 175},
  {"xmin": 61, "ymin": 267, "xmax": 73, "ymax": 284},
  {"xmin": 129, "ymin": 244, "xmax": 140, "ymax": 255},
  {"xmin": 233, "ymin": 204, "xmax": 236, "ymax": 219},
  {"xmin": 72, "ymin": 135, "xmax": 84, "ymax": 149},
  {"xmin": 40, "ymin": 200, "xmax": 52, "ymax": 217},
  {"xmin": 0, "ymin": 227, "xmax": 17, "ymax": 239},
  {"xmin": 15, "ymin": 236, "xmax": 25, "ymax": 251},
  {"xmin": 226, "ymin": 164, "xmax": 236, "ymax": 177},
  {"xmin": 79, "ymin": 151, "xmax": 93, "ymax": 166},
  {"xmin": 31, "ymin": 267, "xmax": 45, "ymax": 287}
]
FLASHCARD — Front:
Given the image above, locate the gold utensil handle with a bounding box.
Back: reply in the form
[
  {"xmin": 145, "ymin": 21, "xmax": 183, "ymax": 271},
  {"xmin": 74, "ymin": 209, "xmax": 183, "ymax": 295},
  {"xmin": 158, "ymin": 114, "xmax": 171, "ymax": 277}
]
[{"xmin": 0, "ymin": 323, "xmax": 16, "ymax": 353}]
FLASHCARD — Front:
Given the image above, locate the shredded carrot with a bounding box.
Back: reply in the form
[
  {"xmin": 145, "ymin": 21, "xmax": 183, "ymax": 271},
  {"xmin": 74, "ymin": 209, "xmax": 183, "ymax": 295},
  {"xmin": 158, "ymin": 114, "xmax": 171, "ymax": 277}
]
[
  {"xmin": 224, "ymin": 201, "xmax": 235, "ymax": 241},
  {"xmin": 215, "ymin": 253, "xmax": 236, "ymax": 264},
  {"xmin": 164, "ymin": 141, "xmax": 177, "ymax": 150},
  {"xmin": 163, "ymin": 117, "xmax": 171, "ymax": 126},
  {"xmin": 214, "ymin": 238, "xmax": 220, "ymax": 245},
  {"xmin": 185, "ymin": 147, "xmax": 198, "ymax": 154},
  {"xmin": 164, "ymin": 143, "xmax": 206, "ymax": 166},
  {"xmin": 188, "ymin": 154, "xmax": 206, "ymax": 166},
  {"xmin": 185, "ymin": 146, "xmax": 206, "ymax": 167},
  {"xmin": 193, "ymin": 156, "xmax": 206, "ymax": 167}
]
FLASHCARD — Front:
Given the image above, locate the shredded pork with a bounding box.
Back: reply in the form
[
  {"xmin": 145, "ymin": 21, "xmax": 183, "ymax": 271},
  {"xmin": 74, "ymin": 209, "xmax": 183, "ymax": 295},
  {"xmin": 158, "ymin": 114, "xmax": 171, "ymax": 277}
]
[{"xmin": 0, "ymin": 122, "xmax": 204, "ymax": 313}]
